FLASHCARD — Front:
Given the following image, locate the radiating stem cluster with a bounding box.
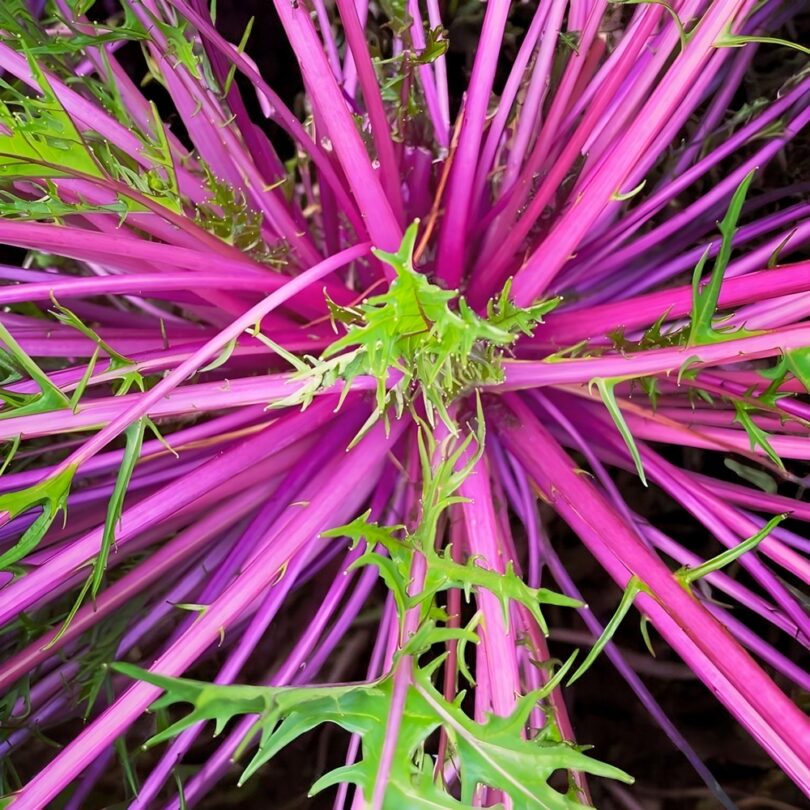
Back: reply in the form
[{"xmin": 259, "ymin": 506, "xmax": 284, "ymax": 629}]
[{"xmin": 0, "ymin": 1, "xmax": 808, "ymax": 807}]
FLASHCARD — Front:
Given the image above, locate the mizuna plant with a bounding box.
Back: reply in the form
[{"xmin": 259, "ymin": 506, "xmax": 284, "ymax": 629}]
[{"xmin": 0, "ymin": 0, "xmax": 807, "ymax": 807}]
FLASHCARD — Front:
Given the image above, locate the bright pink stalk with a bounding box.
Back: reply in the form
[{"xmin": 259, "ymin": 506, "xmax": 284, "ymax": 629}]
[{"xmin": 496, "ymin": 394, "xmax": 810, "ymax": 788}]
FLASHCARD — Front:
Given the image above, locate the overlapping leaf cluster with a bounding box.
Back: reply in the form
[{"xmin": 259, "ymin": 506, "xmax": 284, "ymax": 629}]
[
  {"xmin": 115, "ymin": 657, "xmax": 631, "ymax": 810},
  {"xmin": 280, "ymin": 221, "xmax": 559, "ymax": 433}
]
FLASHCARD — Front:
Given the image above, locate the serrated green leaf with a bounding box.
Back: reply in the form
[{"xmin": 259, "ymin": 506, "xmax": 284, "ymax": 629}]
[
  {"xmin": 785, "ymin": 348, "xmax": 810, "ymax": 394},
  {"xmin": 0, "ymin": 463, "xmax": 78, "ymax": 570},
  {"xmin": 677, "ymin": 514, "xmax": 787, "ymax": 586},
  {"xmin": 116, "ymin": 656, "xmax": 630, "ymax": 809},
  {"xmin": 592, "ymin": 378, "xmax": 647, "ymax": 486},
  {"xmin": 716, "ymin": 31, "xmax": 810, "ymax": 56},
  {"xmin": 688, "ymin": 171, "xmax": 757, "ymax": 346},
  {"xmin": 92, "ymin": 417, "xmax": 146, "ymax": 597},
  {"xmin": 315, "ymin": 222, "xmax": 559, "ymax": 434},
  {"xmin": 567, "ymin": 576, "xmax": 649, "ymax": 685},
  {"xmin": 0, "ymin": 320, "xmax": 71, "ymax": 418},
  {"xmin": 733, "ymin": 402, "xmax": 785, "ymax": 470}
]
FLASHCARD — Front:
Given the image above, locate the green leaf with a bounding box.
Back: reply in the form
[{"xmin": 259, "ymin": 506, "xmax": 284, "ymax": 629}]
[
  {"xmin": 567, "ymin": 576, "xmax": 649, "ymax": 685},
  {"xmin": 611, "ymin": 179, "xmax": 646, "ymax": 202},
  {"xmin": 315, "ymin": 221, "xmax": 559, "ymax": 434},
  {"xmin": 199, "ymin": 338, "xmax": 237, "ymax": 374},
  {"xmin": 0, "ymin": 464, "xmax": 78, "ymax": 570},
  {"xmin": 70, "ymin": 346, "xmax": 101, "ymax": 413},
  {"xmin": 115, "ymin": 657, "xmax": 631, "ymax": 808},
  {"xmin": 715, "ymin": 31, "xmax": 810, "ymax": 56},
  {"xmin": 733, "ymin": 402, "xmax": 785, "ymax": 470},
  {"xmin": 0, "ymin": 320, "xmax": 71, "ymax": 419},
  {"xmin": 786, "ymin": 348, "xmax": 810, "ymax": 394},
  {"xmin": 223, "ymin": 17, "xmax": 255, "ymax": 96},
  {"xmin": 0, "ymin": 435, "xmax": 21, "ymax": 477},
  {"xmin": 688, "ymin": 171, "xmax": 756, "ymax": 346},
  {"xmin": 0, "ymin": 53, "xmax": 105, "ymax": 182},
  {"xmin": 92, "ymin": 418, "xmax": 147, "ymax": 597},
  {"xmin": 610, "ymin": 1, "xmax": 686, "ymax": 51},
  {"xmin": 677, "ymin": 514, "xmax": 787, "ymax": 586},
  {"xmin": 49, "ymin": 300, "xmax": 150, "ymax": 396},
  {"xmin": 411, "ymin": 26, "xmax": 449, "ymax": 66},
  {"xmin": 723, "ymin": 459, "xmax": 777, "ymax": 494},
  {"xmin": 417, "ymin": 674, "xmax": 631, "ymax": 808},
  {"xmin": 592, "ymin": 378, "xmax": 647, "ymax": 486}
]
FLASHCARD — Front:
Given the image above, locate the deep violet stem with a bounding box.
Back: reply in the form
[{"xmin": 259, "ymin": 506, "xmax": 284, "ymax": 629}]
[
  {"xmin": 539, "ymin": 537, "xmax": 735, "ymax": 808},
  {"xmin": 488, "ymin": 437, "xmax": 543, "ymax": 588},
  {"xmin": 0, "ymin": 43, "xmax": 197, "ymax": 195},
  {"xmin": 0, "ymin": 221, "xmax": 345, "ymax": 319},
  {"xmin": 508, "ymin": 1, "xmax": 760, "ymax": 305},
  {"xmin": 0, "ymin": 400, "xmax": 337, "ymax": 629},
  {"xmin": 272, "ymin": 0, "xmax": 401, "ymax": 254},
  {"xmin": 155, "ymin": 409, "xmax": 367, "ymax": 673},
  {"xmin": 534, "ymin": 391, "xmax": 805, "ymax": 642},
  {"xmin": 113, "ymin": 529, "xmax": 243, "ymax": 656},
  {"xmin": 339, "ymin": 0, "xmax": 370, "ymax": 97},
  {"xmin": 532, "ymin": 259, "xmax": 810, "ymax": 347},
  {"xmin": 434, "ymin": 0, "xmax": 512, "ymax": 287},
  {"xmin": 340, "ymin": 600, "xmax": 398, "ymax": 810},
  {"xmin": 280, "ymin": 463, "xmax": 402, "ymax": 686},
  {"xmin": 471, "ymin": 0, "xmax": 609, "ymax": 265},
  {"xmin": 472, "ymin": 3, "xmax": 548, "ymax": 211},
  {"xmin": 696, "ymin": 475, "xmax": 810, "ymax": 524},
  {"xmin": 549, "ymin": 392, "xmax": 810, "ymax": 591},
  {"xmin": 534, "ymin": 389, "xmax": 803, "ymax": 650},
  {"xmin": 641, "ymin": 450, "xmax": 810, "ymax": 638},
  {"xmin": 703, "ymin": 600, "xmax": 810, "ymax": 689},
  {"xmin": 335, "ymin": 471, "xmax": 411, "ymax": 810},
  {"xmin": 51, "ymin": 242, "xmax": 370, "ymax": 473},
  {"xmin": 642, "ymin": 523, "xmax": 806, "ymax": 660},
  {"xmin": 502, "ymin": 0, "xmax": 566, "ymax": 189},
  {"xmin": 169, "ymin": 573, "xmax": 398, "ymax": 810},
  {"xmin": 424, "ymin": 0, "xmax": 450, "ymax": 135},
  {"xmin": 0, "ymin": 492, "xmax": 263, "ymax": 698},
  {"xmin": 671, "ymin": 47, "xmax": 755, "ymax": 178},
  {"xmin": 370, "ymin": 563, "xmax": 422, "ymax": 810},
  {"xmin": 495, "ymin": 393, "xmax": 810, "ymax": 788},
  {"xmin": 369, "ymin": 430, "xmax": 428, "ymax": 810},
  {"xmin": 501, "ymin": 324, "xmax": 810, "ymax": 389},
  {"xmin": 405, "ymin": 0, "xmax": 450, "ymax": 148},
  {"xmin": 12, "ymin": 418, "xmax": 405, "ymax": 810},
  {"xmin": 576, "ymin": 103, "xmax": 810, "ymax": 287},
  {"xmin": 183, "ymin": 0, "xmax": 287, "ymax": 185},
  {"xmin": 2, "ymin": 535, "xmax": 236, "ymax": 757},
  {"xmin": 467, "ymin": 2, "xmax": 658, "ymax": 305},
  {"xmin": 131, "ymin": 552, "xmax": 314, "ymax": 808},
  {"xmin": 0, "ymin": 405, "xmax": 267, "ymax": 494},
  {"xmin": 163, "ymin": 470, "xmax": 404, "ymax": 810},
  {"xmin": 334, "ymin": 0, "xmax": 405, "ymax": 222},
  {"xmin": 568, "ymin": 196, "xmax": 810, "ymax": 304},
  {"xmin": 63, "ymin": 746, "xmax": 115, "ymax": 810},
  {"xmin": 165, "ymin": 0, "xmax": 366, "ymax": 238}
]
